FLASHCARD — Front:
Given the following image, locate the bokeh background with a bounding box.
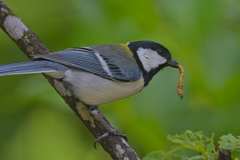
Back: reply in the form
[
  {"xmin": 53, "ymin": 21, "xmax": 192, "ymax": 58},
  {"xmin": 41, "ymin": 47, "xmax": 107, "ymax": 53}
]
[{"xmin": 0, "ymin": 0, "xmax": 240, "ymax": 159}]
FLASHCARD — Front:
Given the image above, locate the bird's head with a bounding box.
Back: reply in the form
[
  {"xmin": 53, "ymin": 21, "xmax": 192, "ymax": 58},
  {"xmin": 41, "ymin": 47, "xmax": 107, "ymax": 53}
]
[{"xmin": 128, "ymin": 41, "xmax": 179, "ymax": 86}]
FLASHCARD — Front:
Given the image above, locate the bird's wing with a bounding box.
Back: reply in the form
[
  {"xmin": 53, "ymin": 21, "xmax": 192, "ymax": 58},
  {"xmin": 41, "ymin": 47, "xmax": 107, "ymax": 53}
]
[{"xmin": 32, "ymin": 47, "xmax": 141, "ymax": 82}]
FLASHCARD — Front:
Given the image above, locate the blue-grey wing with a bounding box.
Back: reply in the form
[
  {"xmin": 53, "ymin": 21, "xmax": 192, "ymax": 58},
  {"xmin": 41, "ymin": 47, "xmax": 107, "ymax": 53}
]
[{"xmin": 32, "ymin": 47, "xmax": 141, "ymax": 82}]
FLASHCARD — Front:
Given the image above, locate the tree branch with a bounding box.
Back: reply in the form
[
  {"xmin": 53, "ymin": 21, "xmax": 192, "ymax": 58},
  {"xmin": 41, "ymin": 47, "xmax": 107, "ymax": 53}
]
[
  {"xmin": 0, "ymin": 1, "xmax": 141, "ymax": 159},
  {"xmin": 218, "ymin": 149, "xmax": 232, "ymax": 160}
]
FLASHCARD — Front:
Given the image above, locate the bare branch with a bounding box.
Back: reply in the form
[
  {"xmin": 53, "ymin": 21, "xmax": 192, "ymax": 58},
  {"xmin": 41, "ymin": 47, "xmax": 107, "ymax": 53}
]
[{"xmin": 0, "ymin": 1, "xmax": 141, "ymax": 159}]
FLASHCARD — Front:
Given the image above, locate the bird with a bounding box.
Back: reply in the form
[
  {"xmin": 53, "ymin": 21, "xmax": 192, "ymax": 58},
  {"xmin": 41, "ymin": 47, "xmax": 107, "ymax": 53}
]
[{"xmin": 0, "ymin": 40, "xmax": 180, "ymax": 145}]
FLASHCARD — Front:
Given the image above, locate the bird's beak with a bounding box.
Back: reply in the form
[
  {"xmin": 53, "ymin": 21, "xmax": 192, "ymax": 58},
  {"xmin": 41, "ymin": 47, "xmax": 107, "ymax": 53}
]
[{"xmin": 167, "ymin": 59, "xmax": 179, "ymax": 68}]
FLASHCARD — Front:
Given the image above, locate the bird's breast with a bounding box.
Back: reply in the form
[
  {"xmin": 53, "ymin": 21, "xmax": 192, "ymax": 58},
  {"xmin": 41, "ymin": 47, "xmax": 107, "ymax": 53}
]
[{"xmin": 63, "ymin": 70, "xmax": 144, "ymax": 105}]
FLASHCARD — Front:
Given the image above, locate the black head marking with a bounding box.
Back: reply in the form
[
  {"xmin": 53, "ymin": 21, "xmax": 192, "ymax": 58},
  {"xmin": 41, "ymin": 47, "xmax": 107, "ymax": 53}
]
[
  {"xmin": 128, "ymin": 41, "xmax": 173, "ymax": 86},
  {"xmin": 128, "ymin": 41, "xmax": 172, "ymax": 61}
]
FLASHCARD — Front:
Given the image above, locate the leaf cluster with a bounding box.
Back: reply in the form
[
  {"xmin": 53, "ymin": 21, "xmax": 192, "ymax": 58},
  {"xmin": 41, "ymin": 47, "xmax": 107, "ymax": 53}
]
[{"xmin": 143, "ymin": 131, "xmax": 240, "ymax": 160}]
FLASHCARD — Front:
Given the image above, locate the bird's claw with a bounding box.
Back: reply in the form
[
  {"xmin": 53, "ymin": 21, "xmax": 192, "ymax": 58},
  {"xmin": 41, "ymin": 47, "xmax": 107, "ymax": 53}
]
[
  {"xmin": 89, "ymin": 105, "xmax": 128, "ymax": 148},
  {"xmin": 94, "ymin": 129, "xmax": 128, "ymax": 149}
]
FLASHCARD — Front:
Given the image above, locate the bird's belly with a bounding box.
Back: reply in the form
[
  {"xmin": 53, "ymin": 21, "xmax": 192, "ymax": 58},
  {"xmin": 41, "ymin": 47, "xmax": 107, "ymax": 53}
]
[{"xmin": 64, "ymin": 70, "xmax": 144, "ymax": 105}]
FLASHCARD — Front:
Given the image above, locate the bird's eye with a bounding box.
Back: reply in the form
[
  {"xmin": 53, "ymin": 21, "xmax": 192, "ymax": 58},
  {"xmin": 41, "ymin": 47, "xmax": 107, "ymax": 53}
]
[{"xmin": 157, "ymin": 49, "xmax": 163, "ymax": 55}]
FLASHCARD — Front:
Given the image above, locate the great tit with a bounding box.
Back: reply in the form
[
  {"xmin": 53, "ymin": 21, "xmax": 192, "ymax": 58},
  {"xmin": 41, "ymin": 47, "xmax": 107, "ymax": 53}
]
[{"xmin": 0, "ymin": 40, "xmax": 179, "ymax": 143}]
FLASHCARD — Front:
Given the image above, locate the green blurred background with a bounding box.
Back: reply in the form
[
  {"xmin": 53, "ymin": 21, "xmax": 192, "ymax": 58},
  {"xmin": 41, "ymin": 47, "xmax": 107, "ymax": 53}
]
[{"xmin": 0, "ymin": 0, "xmax": 240, "ymax": 159}]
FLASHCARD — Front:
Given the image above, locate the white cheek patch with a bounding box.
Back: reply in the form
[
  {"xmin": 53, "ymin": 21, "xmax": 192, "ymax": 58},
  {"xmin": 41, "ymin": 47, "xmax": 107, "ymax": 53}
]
[{"xmin": 137, "ymin": 48, "xmax": 167, "ymax": 72}]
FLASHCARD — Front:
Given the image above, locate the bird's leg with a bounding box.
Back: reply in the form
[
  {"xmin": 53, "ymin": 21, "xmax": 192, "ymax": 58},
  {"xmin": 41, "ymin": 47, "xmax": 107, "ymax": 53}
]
[{"xmin": 89, "ymin": 105, "xmax": 128, "ymax": 148}]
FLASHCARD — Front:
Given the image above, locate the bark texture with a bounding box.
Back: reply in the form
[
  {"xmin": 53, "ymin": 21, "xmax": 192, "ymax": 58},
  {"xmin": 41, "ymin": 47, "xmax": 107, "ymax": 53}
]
[{"xmin": 0, "ymin": 1, "xmax": 140, "ymax": 159}]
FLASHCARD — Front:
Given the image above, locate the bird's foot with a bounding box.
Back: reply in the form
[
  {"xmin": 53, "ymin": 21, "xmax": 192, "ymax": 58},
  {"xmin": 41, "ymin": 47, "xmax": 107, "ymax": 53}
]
[
  {"xmin": 94, "ymin": 129, "xmax": 128, "ymax": 149},
  {"xmin": 89, "ymin": 105, "xmax": 128, "ymax": 149}
]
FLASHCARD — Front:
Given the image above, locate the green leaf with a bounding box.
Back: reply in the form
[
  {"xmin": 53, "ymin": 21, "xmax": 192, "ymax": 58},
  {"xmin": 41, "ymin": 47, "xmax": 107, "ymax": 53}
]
[
  {"xmin": 144, "ymin": 130, "xmax": 219, "ymax": 160},
  {"xmin": 219, "ymin": 134, "xmax": 240, "ymax": 160},
  {"xmin": 166, "ymin": 130, "xmax": 218, "ymax": 159}
]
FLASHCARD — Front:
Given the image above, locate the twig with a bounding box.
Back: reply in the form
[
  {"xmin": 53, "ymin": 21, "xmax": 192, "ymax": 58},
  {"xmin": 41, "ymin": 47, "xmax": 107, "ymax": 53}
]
[
  {"xmin": 218, "ymin": 149, "xmax": 232, "ymax": 160},
  {"xmin": 0, "ymin": 1, "xmax": 141, "ymax": 159}
]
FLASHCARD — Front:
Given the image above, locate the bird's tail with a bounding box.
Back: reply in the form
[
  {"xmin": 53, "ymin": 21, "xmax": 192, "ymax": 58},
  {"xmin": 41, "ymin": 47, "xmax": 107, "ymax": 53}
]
[{"xmin": 0, "ymin": 61, "xmax": 61, "ymax": 76}]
